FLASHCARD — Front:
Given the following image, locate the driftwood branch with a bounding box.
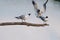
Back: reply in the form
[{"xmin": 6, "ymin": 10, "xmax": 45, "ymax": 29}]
[{"xmin": 0, "ymin": 22, "xmax": 49, "ymax": 27}]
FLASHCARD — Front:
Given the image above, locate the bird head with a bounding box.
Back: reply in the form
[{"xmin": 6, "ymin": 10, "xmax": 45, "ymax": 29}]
[
  {"xmin": 46, "ymin": 16, "xmax": 48, "ymax": 18},
  {"xmin": 28, "ymin": 13, "xmax": 31, "ymax": 16}
]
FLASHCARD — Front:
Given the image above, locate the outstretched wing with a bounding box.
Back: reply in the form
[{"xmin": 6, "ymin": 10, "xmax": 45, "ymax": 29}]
[
  {"xmin": 32, "ymin": 0, "xmax": 41, "ymax": 16},
  {"xmin": 40, "ymin": 0, "xmax": 48, "ymax": 14}
]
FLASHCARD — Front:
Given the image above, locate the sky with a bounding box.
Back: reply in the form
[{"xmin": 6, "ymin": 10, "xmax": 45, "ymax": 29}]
[{"xmin": 0, "ymin": 0, "xmax": 60, "ymax": 40}]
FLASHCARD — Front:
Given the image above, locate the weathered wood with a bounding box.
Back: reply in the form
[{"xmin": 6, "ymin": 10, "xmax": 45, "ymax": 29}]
[{"xmin": 0, "ymin": 22, "xmax": 49, "ymax": 27}]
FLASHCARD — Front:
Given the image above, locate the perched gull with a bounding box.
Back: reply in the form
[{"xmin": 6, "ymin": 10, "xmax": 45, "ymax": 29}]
[
  {"xmin": 15, "ymin": 13, "xmax": 31, "ymax": 22},
  {"xmin": 32, "ymin": 0, "xmax": 48, "ymax": 22}
]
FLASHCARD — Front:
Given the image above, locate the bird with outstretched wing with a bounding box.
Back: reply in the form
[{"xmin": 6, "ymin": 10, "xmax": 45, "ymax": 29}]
[{"xmin": 32, "ymin": 0, "xmax": 48, "ymax": 22}]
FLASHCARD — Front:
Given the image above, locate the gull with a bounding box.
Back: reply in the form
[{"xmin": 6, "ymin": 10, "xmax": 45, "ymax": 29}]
[
  {"xmin": 15, "ymin": 13, "xmax": 31, "ymax": 22},
  {"xmin": 32, "ymin": 0, "xmax": 48, "ymax": 22}
]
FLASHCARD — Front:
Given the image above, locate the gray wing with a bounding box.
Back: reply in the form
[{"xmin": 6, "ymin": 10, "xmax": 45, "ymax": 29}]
[
  {"xmin": 15, "ymin": 15, "xmax": 25, "ymax": 19},
  {"xmin": 32, "ymin": 0, "xmax": 39, "ymax": 11},
  {"xmin": 19, "ymin": 15, "xmax": 25, "ymax": 19},
  {"xmin": 40, "ymin": 0, "xmax": 48, "ymax": 14}
]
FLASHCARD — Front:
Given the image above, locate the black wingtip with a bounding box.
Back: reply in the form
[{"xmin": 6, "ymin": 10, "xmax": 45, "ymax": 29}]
[{"xmin": 32, "ymin": 0, "xmax": 35, "ymax": 5}]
